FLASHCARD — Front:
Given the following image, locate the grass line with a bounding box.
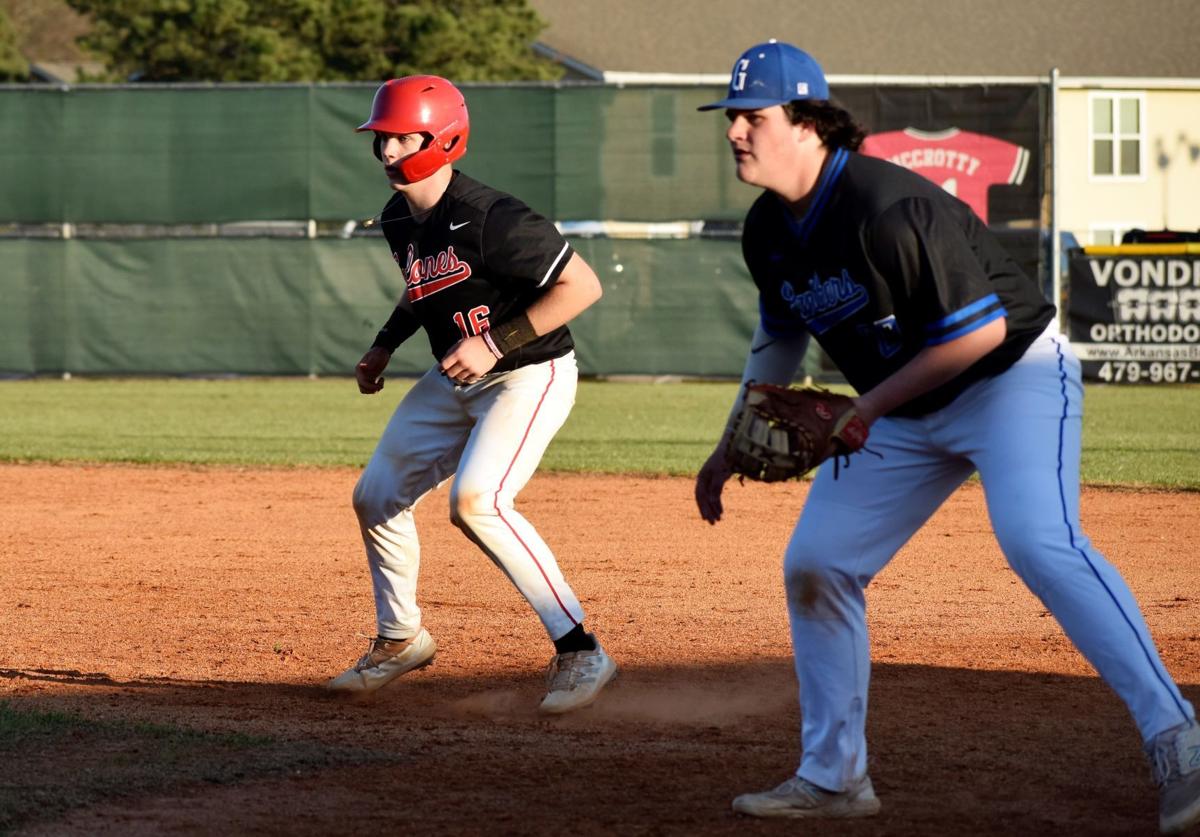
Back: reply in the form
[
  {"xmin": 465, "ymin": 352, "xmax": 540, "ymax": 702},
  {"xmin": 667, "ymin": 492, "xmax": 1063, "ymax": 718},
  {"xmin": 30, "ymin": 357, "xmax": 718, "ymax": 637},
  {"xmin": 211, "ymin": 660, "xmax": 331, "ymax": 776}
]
[{"xmin": 0, "ymin": 378, "xmax": 1196, "ymax": 489}]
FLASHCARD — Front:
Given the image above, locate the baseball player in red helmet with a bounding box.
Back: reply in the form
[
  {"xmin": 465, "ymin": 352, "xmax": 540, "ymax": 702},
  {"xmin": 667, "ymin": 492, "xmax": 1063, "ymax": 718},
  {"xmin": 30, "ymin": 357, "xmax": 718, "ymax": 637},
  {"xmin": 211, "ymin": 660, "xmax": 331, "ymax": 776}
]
[
  {"xmin": 696, "ymin": 41, "xmax": 1199, "ymax": 832},
  {"xmin": 327, "ymin": 75, "xmax": 616, "ymax": 714}
]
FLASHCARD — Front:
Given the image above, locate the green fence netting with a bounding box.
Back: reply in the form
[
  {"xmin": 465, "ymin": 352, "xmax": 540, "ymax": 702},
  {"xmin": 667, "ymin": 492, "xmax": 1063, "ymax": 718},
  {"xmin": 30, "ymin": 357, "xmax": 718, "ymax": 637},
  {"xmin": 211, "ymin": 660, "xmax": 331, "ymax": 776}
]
[
  {"xmin": 1, "ymin": 84, "xmax": 746, "ymax": 224},
  {"xmin": 0, "ymin": 237, "xmax": 837, "ymax": 378},
  {"xmin": 0, "ymin": 82, "xmax": 1039, "ymax": 379}
]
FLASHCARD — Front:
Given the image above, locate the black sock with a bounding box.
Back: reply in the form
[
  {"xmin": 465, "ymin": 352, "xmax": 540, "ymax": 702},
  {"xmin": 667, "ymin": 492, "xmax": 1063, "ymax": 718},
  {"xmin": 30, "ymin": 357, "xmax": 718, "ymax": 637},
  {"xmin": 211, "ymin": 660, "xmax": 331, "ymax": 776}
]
[{"xmin": 553, "ymin": 624, "xmax": 596, "ymax": 654}]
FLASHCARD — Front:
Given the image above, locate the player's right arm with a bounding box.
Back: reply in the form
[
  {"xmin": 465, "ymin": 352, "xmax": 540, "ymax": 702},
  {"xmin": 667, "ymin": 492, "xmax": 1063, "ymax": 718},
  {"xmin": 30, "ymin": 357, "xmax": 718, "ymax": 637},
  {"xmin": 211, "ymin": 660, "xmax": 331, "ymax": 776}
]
[
  {"xmin": 695, "ymin": 324, "xmax": 809, "ymax": 524},
  {"xmin": 357, "ymin": 292, "xmax": 420, "ymax": 395}
]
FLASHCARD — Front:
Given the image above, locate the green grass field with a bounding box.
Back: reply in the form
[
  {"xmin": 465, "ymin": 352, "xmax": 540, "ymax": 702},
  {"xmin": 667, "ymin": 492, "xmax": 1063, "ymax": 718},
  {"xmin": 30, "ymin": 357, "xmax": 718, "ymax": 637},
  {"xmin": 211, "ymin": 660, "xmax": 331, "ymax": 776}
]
[{"xmin": 0, "ymin": 378, "xmax": 1196, "ymax": 489}]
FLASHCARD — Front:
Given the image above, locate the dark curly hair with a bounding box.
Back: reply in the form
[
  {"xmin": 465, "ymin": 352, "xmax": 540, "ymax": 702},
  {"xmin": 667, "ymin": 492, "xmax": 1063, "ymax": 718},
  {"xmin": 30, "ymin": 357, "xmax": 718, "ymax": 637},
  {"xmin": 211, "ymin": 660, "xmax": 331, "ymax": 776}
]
[{"xmin": 783, "ymin": 100, "xmax": 866, "ymax": 152}]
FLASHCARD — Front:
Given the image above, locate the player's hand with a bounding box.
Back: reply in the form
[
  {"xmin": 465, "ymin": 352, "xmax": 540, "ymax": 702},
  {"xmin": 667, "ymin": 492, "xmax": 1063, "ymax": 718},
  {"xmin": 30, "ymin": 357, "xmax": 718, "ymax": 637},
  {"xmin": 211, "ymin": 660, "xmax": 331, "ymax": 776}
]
[
  {"xmin": 356, "ymin": 347, "xmax": 392, "ymax": 394},
  {"xmin": 439, "ymin": 335, "xmax": 498, "ymax": 385},
  {"xmin": 695, "ymin": 445, "xmax": 735, "ymax": 525}
]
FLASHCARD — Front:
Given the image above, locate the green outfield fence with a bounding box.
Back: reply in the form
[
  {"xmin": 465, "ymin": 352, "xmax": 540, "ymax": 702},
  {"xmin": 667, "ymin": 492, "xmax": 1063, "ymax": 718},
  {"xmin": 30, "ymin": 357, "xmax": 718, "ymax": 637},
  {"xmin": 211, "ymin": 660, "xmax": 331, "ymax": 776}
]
[
  {"xmin": 0, "ymin": 82, "xmax": 1043, "ymax": 378},
  {"xmin": 0, "ymin": 236, "xmax": 802, "ymax": 378},
  {"xmin": 0, "ymin": 84, "xmax": 747, "ymax": 224},
  {"xmin": 1, "ymin": 83, "xmax": 776, "ymax": 378}
]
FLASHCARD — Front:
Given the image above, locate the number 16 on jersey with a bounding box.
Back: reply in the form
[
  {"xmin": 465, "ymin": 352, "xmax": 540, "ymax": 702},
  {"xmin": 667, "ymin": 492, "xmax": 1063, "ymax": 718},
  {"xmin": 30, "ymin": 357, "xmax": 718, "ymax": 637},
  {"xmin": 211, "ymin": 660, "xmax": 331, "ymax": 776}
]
[{"xmin": 453, "ymin": 306, "xmax": 491, "ymax": 338}]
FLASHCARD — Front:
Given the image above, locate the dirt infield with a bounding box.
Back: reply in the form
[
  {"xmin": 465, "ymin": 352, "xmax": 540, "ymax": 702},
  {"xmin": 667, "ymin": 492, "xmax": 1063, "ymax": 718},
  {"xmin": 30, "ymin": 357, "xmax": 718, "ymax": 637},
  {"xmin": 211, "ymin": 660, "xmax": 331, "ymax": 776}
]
[{"xmin": 1, "ymin": 463, "xmax": 1198, "ymax": 835}]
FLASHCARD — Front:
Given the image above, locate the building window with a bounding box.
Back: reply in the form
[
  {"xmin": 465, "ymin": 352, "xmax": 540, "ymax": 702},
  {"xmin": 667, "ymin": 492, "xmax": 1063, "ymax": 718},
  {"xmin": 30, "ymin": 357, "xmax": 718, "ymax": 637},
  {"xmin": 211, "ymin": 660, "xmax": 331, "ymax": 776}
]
[{"xmin": 1089, "ymin": 93, "xmax": 1145, "ymax": 178}]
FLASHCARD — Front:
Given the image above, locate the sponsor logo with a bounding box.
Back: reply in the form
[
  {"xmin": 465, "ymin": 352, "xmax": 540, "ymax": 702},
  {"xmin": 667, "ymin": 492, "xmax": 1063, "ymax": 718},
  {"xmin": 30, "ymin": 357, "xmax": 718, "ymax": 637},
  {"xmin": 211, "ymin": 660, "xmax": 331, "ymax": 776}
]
[
  {"xmin": 449, "ymin": 220, "xmax": 470, "ymax": 230},
  {"xmin": 1088, "ymin": 259, "xmax": 1200, "ymax": 325},
  {"xmin": 1088, "ymin": 258, "xmax": 1200, "ymax": 289},
  {"xmin": 1112, "ymin": 289, "xmax": 1200, "ymax": 323},
  {"xmin": 401, "ymin": 244, "xmax": 472, "ymax": 301}
]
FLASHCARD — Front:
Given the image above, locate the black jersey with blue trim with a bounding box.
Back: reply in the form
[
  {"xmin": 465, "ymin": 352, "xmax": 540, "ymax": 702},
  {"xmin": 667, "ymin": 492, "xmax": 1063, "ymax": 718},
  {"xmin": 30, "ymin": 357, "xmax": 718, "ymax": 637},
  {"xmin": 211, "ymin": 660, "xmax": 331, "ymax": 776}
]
[
  {"xmin": 742, "ymin": 149, "xmax": 1055, "ymax": 417},
  {"xmin": 375, "ymin": 171, "xmax": 575, "ymax": 373}
]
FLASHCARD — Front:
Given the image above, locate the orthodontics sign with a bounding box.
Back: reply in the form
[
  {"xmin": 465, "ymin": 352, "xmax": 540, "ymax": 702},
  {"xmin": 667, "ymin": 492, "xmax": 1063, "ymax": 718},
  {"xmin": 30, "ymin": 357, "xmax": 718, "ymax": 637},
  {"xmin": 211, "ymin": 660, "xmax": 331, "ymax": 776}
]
[{"xmin": 1067, "ymin": 247, "xmax": 1200, "ymax": 383}]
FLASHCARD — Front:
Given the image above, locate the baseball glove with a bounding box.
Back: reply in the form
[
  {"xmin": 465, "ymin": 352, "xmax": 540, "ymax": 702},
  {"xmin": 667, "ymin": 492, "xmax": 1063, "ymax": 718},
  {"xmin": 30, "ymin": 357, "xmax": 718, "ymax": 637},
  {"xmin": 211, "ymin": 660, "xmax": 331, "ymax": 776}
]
[{"xmin": 725, "ymin": 383, "xmax": 869, "ymax": 482}]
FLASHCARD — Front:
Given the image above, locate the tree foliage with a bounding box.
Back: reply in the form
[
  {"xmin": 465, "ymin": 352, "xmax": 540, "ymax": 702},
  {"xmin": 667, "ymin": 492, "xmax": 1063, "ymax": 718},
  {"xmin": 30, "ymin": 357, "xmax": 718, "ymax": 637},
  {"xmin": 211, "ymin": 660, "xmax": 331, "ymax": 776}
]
[
  {"xmin": 0, "ymin": 5, "xmax": 29, "ymax": 80},
  {"xmin": 63, "ymin": 0, "xmax": 562, "ymax": 82}
]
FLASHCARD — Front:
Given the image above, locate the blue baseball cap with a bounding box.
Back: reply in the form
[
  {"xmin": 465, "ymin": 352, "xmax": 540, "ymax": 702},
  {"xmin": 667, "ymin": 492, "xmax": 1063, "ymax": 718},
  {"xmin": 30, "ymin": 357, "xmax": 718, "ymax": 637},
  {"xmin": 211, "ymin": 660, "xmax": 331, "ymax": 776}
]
[{"xmin": 698, "ymin": 40, "xmax": 829, "ymax": 111}]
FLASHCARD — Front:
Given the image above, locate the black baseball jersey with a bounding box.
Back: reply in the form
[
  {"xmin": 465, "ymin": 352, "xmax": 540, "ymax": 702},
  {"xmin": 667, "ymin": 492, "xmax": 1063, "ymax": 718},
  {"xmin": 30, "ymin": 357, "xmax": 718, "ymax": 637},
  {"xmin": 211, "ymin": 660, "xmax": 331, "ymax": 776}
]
[
  {"xmin": 372, "ymin": 171, "xmax": 575, "ymax": 373},
  {"xmin": 744, "ymin": 149, "xmax": 1055, "ymax": 417}
]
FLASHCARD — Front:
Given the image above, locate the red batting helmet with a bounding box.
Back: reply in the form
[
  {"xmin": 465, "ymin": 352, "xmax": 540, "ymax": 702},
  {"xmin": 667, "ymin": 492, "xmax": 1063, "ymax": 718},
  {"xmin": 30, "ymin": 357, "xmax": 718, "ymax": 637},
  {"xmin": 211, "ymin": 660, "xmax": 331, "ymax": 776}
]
[{"xmin": 356, "ymin": 75, "xmax": 469, "ymax": 183}]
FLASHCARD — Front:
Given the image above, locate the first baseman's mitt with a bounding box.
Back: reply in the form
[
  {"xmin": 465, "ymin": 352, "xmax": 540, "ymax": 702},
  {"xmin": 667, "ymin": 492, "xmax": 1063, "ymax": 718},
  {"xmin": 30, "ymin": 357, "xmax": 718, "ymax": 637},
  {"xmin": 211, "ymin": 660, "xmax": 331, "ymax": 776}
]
[{"xmin": 725, "ymin": 383, "xmax": 869, "ymax": 482}]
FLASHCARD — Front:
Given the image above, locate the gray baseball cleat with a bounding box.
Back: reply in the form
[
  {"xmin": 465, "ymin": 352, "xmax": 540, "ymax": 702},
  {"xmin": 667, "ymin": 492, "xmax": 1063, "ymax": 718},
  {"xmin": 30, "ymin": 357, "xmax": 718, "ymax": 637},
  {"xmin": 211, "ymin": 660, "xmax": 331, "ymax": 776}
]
[
  {"xmin": 538, "ymin": 639, "xmax": 617, "ymax": 714},
  {"xmin": 1148, "ymin": 720, "xmax": 1200, "ymax": 834},
  {"xmin": 732, "ymin": 773, "xmax": 881, "ymax": 819},
  {"xmin": 326, "ymin": 627, "xmax": 437, "ymax": 694}
]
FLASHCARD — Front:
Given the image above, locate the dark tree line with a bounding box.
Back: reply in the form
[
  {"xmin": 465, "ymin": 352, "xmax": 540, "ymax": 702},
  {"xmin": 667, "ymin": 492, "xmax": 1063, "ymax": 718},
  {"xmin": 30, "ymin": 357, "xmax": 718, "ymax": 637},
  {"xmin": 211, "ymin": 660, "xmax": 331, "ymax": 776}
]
[
  {"xmin": 63, "ymin": 0, "xmax": 563, "ymax": 82},
  {"xmin": 0, "ymin": 6, "xmax": 27, "ymax": 79}
]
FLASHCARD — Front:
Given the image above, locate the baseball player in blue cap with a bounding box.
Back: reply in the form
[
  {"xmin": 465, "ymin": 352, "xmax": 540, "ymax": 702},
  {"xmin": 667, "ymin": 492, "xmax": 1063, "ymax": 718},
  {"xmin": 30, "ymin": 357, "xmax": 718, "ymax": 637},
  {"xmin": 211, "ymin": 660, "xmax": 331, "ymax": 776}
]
[{"xmin": 696, "ymin": 40, "xmax": 1200, "ymax": 832}]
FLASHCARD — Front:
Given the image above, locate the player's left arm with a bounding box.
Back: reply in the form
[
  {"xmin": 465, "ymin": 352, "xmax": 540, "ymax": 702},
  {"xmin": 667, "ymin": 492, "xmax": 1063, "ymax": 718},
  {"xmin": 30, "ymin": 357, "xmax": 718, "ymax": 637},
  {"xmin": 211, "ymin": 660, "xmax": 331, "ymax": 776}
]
[
  {"xmin": 443, "ymin": 193, "xmax": 610, "ymax": 382},
  {"xmin": 853, "ymin": 317, "xmax": 1005, "ymax": 424},
  {"xmin": 439, "ymin": 252, "xmax": 601, "ymax": 382},
  {"xmin": 520, "ymin": 251, "xmax": 603, "ymax": 334},
  {"xmin": 853, "ymin": 197, "xmax": 1008, "ymax": 424}
]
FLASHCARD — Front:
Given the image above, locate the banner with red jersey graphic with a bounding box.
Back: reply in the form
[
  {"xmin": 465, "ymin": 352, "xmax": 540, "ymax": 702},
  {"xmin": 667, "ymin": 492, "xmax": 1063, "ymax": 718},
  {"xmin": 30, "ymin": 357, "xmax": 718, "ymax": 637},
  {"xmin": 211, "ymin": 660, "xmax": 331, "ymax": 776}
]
[
  {"xmin": 834, "ymin": 85, "xmax": 1042, "ymax": 230},
  {"xmin": 860, "ymin": 129, "xmax": 1030, "ymax": 224}
]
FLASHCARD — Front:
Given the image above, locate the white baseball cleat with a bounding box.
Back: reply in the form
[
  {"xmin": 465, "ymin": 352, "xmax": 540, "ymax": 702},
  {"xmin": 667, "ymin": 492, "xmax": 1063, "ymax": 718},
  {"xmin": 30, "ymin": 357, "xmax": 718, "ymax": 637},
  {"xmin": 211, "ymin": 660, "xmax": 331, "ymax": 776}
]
[
  {"xmin": 732, "ymin": 773, "xmax": 881, "ymax": 819},
  {"xmin": 326, "ymin": 627, "xmax": 437, "ymax": 695},
  {"xmin": 1149, "ymin": 720, "xmax": 1200, "ymax": 834},
  {"xmin": 537, "ymin": 639, "xmax": 617, "ymax": 715}
]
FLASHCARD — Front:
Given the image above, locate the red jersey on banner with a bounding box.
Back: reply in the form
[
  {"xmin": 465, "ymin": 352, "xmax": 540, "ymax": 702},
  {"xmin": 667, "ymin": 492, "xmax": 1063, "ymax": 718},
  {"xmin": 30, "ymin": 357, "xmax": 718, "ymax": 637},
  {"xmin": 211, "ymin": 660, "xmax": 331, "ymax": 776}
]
[{"xmin": 860, "ymin": 128, "xmax": 1030, "ymax": 224}]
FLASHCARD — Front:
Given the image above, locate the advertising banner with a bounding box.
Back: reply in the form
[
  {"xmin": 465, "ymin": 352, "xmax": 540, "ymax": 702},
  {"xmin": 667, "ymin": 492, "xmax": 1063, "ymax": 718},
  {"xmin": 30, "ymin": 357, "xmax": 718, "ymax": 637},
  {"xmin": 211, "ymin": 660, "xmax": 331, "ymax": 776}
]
[
  {"xmin": 1067, "ymin": 246, "xmax": 1200, "ymax": 383},
  {"xmin": 840, "ymin": 85, "xmax": 1043, "ymax": 228}
]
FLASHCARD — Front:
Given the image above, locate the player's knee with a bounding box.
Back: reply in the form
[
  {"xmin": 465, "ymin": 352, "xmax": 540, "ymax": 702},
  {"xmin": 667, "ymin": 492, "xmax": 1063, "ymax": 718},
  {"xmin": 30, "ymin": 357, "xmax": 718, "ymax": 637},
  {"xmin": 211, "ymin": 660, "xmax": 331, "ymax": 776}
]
[
  {"xmin": 352, "ymin": 474, "xmax": 393, "ymax": 528},
  {"xmin": 782, "ymin": 539, "xmax": 825, "ymax": 585},
  {"xmin": 999, "ymin": 530, "xmax": 1101, "ymax": 597},
  {"xmin": 784, "ymin": 559, "xmax": 831, "ymax": 598},
  {"xmin": 448, "ymin": 488, "xmax": 497, "ymax": 531},
  {"xmin": 783, "ymin": 558, "xmax": 857, "ymax": 619},
  {"xmin": 994, "ymin": 519, "xmax": 1076, "ymax": 582}
]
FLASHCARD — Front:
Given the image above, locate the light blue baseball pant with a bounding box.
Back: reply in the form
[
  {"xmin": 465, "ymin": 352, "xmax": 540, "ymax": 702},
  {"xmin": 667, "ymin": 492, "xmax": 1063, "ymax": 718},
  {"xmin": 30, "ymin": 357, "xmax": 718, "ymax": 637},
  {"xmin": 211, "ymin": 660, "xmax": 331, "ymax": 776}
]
[{"xmin": 785, "ymin": 328, "xmax": 1195, "ymax": 792}]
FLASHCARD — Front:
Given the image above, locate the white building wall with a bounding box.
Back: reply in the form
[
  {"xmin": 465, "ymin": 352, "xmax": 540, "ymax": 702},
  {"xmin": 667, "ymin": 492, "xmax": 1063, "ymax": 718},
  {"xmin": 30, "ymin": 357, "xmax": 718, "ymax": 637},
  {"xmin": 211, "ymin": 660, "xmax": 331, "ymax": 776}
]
[{"xmin": 1058, "ymin": 85, "xmax": 1200, "ymax": 245}]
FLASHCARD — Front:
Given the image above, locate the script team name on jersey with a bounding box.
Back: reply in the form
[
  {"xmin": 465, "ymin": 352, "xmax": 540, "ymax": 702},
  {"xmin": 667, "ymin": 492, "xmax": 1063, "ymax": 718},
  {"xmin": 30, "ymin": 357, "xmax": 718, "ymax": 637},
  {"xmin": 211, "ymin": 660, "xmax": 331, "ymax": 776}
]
[
  {"xmin": 397, "ymin": 243, "xmax": 473, "ymax": 301},
  {"xmin": 781, "ymin": 269, "xmax": 869, "ymax": 335}
]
